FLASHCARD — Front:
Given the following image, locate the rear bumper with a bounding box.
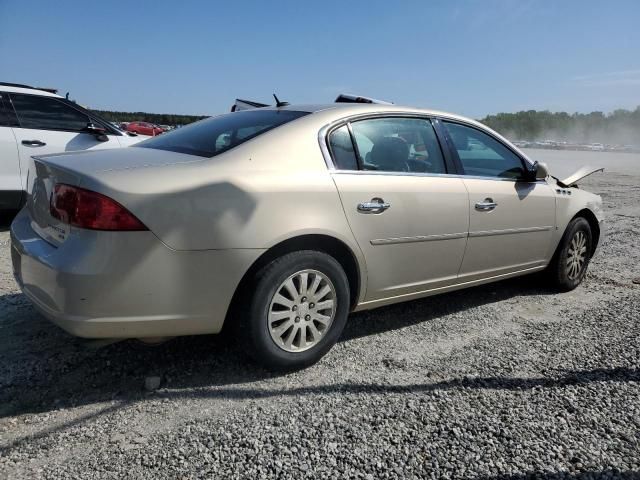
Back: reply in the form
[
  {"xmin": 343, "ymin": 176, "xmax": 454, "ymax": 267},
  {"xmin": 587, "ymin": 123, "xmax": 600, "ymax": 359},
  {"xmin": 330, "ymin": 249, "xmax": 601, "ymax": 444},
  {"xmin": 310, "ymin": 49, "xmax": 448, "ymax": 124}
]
[{"xmin": 11, "ymin": 208, "xmax": 262, "ymax": 338}]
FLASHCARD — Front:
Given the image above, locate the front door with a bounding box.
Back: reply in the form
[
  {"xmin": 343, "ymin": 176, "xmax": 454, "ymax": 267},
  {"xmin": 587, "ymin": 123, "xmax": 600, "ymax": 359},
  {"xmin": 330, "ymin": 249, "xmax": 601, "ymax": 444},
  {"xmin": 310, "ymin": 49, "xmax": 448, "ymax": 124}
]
[
  {"xmin": 442, "ymin": 121, "xmax": 556, "ymax": 280},
  {"xmin": 0, "ymin": 93, "xmax": 22, "ymax": 209},
  {"xmin": 0, "ymin": 125, "xmax": 21, "ymax": 209},
  {"xmin": 8, "ymin": 92, "xmax": 120, "ymax": 192},
  {"xmin": 328, "ymin": 117, "xmax": 469, "ymax": 302}
]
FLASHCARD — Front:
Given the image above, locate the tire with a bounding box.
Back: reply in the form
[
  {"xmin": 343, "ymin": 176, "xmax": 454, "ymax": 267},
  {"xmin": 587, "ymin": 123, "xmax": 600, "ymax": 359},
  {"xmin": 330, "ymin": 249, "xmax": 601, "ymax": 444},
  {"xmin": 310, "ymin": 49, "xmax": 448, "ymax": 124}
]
[
  {"xmin": 548, "ymin": 217, "xmax": 593, "ymax": 291},
  {"xmin": 239, "ymin": 250, "xmax": 350, "ymax": 370}
]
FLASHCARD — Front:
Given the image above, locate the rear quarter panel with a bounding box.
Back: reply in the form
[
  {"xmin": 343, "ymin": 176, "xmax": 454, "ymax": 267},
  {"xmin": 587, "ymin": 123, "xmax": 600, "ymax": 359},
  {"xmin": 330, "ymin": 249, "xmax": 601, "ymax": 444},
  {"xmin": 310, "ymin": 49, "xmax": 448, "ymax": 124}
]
[{"xmin": 78, "ymin": 120, "xmax": 357, "ymax": 251}]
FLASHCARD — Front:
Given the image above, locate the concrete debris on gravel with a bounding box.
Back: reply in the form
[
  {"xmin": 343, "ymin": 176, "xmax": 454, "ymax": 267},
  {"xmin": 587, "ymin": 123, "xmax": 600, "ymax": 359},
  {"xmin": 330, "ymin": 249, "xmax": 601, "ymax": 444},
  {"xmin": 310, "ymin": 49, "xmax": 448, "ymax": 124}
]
[{"xmin": 0, "ymin": 169, "xmax": 639, "ymax": 479}]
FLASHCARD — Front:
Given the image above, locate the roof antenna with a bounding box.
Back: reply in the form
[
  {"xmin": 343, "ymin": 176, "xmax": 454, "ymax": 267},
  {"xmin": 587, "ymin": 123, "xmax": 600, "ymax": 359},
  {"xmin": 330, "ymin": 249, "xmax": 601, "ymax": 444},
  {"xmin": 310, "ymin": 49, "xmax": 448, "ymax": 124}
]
[{"xmin": 273, "ymin": 94, "xmax": 289, "ymax": 107}]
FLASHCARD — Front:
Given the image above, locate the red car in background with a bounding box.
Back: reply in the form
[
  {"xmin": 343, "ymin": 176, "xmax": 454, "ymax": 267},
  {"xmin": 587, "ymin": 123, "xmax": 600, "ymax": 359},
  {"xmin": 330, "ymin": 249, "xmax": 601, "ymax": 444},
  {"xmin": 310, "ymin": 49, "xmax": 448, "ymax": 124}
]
[{"xmin": 126, "ymin": 122, "xmax": 164, "ymax": 136}]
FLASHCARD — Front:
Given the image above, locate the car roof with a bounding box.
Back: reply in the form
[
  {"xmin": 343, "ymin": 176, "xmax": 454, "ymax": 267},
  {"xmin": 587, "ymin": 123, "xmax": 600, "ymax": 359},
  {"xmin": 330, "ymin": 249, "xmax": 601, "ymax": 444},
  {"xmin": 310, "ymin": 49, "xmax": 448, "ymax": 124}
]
[
  {"xmin": 0, "ymin": 82, "xmax": 61, "ymax": 98},
  {"xmin": 264, "ymin": 102, "xmax": 482, "ymax": 127}
]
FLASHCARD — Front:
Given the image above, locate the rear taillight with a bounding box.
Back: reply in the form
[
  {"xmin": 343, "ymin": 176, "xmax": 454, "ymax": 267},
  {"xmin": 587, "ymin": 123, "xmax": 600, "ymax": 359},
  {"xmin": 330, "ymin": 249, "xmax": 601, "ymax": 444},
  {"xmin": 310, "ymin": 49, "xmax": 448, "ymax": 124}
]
[{"xmin": 50, "ymin": 184, "xmax": 148, "ymax": 231}]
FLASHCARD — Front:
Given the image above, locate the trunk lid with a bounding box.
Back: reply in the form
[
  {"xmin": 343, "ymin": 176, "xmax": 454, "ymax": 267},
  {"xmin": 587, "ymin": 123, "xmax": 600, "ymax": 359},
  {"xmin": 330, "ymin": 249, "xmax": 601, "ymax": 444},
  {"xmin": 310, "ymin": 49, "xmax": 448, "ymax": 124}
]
[
  {"xmin": 31, "ymin": 147, "xmax": 203, "ymax": 177},
  {"xmin": 26, "ymin": 148, "xmax": 207, "ymax": 247}
]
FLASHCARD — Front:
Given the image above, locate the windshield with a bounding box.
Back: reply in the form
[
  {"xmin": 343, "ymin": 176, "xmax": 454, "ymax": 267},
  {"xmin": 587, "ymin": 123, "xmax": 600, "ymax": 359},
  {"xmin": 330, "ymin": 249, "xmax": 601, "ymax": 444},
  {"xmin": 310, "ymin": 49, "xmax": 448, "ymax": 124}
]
[{"xmin": 136, "ymin": 109, "xmax": 309, "ymax": 157}]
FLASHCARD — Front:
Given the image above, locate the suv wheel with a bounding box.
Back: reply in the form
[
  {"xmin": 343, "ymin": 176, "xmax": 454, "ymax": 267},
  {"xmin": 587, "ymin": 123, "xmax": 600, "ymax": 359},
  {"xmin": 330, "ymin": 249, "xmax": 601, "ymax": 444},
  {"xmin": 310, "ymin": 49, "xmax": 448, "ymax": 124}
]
[{"xmin": 240, "ymin": 250, "xmax": 350, "ymax": 370}]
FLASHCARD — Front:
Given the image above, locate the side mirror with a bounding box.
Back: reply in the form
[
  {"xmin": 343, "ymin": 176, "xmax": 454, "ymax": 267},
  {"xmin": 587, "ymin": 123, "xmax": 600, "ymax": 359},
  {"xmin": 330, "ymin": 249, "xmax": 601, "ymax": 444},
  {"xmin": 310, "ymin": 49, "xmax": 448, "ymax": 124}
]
[
  {"xmin": 534, "ymin": 161, "xmax": 549, "ymax": 180},
  {"xmin": 84, "ymin": 122, "xmax": 109, "ymax": 142}
]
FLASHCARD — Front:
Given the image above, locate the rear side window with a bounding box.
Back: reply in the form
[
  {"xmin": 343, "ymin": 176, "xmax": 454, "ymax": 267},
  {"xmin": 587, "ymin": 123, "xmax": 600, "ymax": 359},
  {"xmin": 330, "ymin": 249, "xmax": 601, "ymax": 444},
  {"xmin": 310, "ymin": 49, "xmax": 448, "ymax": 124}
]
[
  {"xmin": 138, "ymin": 109, "xmax": 309, "ymax": 157},
  {"xmin": 10, "ymin": 93, "xmax": 91, "ymax": 132},
  {"xmin": 328, "ymin": 125, "xmax": 358, "ymax": 170},
  {"xmin": 350, "ymin": 117, "xmax": 447, "ymax": 174}
]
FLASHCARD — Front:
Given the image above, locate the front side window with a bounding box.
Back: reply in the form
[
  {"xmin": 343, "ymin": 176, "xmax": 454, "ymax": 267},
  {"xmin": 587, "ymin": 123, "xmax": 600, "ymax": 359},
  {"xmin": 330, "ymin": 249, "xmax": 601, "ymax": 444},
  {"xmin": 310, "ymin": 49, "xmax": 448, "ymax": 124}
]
[
  {"xmin": 0, "ymin": 94, "xmax": 10, "ymax": 127},
  {"xmin": 350, "ymin": 118, "xmax": 446, "ymax": 173},
  {"xmin": 138, "ymin": 109, "xmax": 309, "ymax": 157},
  {"xmin": 443, "ymin": 121, "xmax": 525, "ymax": 179},
  {"xmin": 10, "ymin": 93, "xmax": 91, "ymax": 132}
]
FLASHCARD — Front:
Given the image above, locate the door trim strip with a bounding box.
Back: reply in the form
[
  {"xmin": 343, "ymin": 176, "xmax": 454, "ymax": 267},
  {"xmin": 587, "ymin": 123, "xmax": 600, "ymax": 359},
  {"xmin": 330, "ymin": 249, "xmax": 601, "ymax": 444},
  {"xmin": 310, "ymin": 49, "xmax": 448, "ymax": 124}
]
[
  {"xmin": 370, "ymin": 226, "xmax": 552, "ymax": 245},
  {"xmin": 370, "ymin": 232, "xmax": 467, "ymax": 245},
  {"xmin": 468, "ymin": 226, "xmax": 553, "ymax": 238}
]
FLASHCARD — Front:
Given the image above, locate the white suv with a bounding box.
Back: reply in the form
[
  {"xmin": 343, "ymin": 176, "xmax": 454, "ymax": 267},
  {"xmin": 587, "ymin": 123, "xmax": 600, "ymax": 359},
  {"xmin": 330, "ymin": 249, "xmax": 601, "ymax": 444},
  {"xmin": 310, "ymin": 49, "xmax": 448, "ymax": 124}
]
[{"xmin": 0, "ymin": 82, "xmax": 144, "ymax": 210}]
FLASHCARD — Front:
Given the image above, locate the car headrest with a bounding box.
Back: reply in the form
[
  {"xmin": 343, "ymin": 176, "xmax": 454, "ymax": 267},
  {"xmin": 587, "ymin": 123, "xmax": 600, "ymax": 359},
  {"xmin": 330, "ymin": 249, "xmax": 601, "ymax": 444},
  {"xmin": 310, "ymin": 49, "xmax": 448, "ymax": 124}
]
[{"xmin": 370, "ymin": 136, "xmax": 409, "ymax": 171}]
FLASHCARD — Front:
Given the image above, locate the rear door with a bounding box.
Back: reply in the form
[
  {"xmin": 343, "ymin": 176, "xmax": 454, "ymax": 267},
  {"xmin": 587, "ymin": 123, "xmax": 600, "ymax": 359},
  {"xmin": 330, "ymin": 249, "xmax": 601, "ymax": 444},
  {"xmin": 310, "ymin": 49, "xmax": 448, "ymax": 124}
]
[
  {"xmin": 8, "ymin": 93, "xmax": 122, "ymax": 192},
  {"xmin": 328, "ymin": 116, "xmax": 469, "ymax": 302},
  {"xmin": 441, "ymin": 120, "xmax": 555, "ymax": 280},
  {"xmin": 0, "ymin": 92, "xmax": 22, "ymax": 209}
]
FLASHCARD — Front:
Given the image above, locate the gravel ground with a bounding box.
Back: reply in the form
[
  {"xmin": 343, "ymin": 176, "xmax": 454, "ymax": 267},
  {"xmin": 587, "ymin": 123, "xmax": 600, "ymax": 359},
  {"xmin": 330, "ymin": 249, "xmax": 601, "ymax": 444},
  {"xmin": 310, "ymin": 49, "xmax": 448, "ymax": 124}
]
[{"xmin": 0, "ymin": 164, "xmax": 639, "ymax": 479}]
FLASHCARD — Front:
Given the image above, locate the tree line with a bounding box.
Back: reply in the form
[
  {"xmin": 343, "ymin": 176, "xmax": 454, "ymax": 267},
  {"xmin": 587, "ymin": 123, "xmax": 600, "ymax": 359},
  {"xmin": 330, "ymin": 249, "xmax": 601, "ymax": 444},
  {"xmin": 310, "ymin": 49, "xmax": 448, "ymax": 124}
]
[
  {"xmin": 91, "ymin": 109, "xmax": 208, "ymax": 126},
  {"xmin": 91, "ymin": 105, "xmax": 640, "ymax": 145},
  {"xmin": 480, "ymin": 107, "xmax": 640, "ymax": 145}
]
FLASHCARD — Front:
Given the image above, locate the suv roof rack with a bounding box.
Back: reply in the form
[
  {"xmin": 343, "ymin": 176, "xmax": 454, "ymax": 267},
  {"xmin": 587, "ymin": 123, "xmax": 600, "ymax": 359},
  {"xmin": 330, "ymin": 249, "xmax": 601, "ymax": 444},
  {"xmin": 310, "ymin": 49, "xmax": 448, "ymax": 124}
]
[
  {"xmin": 0, "ymin": 82, "xmax": 58, "ymax": 94},
  {"xmin": 0, "ymin": 81, "xmax": 35, "ymax": 89},
  {"xmin": 335, "ymin": 93, "xmax": 393, "ymax": 105}
]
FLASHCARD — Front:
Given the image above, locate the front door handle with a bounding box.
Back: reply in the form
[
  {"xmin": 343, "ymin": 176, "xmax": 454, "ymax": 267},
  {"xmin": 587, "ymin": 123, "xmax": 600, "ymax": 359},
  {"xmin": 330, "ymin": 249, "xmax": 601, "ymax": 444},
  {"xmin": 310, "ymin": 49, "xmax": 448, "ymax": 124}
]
[
  {"xmin": 21, "ymin": 140, "xmax": 46, "ymax": 147},
  {"xmin": 357, "ymin": 197, "xmax": 391, "ymax": 214},
  {"xmin": 475, "ymin": 198, "xmax": 498, "ymax": 211}
]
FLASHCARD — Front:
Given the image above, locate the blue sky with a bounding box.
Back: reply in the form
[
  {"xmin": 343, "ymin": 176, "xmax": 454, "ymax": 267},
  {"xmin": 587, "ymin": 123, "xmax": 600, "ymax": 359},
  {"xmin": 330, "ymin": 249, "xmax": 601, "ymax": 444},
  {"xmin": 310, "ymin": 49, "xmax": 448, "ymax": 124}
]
[{"xmin": 1, "ymin": 0, "xmax": 638, "ymax": 118}]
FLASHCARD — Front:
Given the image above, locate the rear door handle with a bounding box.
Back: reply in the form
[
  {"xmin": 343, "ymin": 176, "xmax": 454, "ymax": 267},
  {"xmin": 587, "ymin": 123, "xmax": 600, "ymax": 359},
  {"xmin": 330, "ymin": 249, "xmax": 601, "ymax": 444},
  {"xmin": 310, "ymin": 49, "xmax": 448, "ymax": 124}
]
[
  {"xmin": 475, "ymin": 198, "xmax": 497, "ymax": 211},
  {"xmin": 357, "ymin": 197, "xmax": 391, "ymax": 214},
  {"xmin": 21, "ymin": 140, "xmax": 46, "ymax": 147}
]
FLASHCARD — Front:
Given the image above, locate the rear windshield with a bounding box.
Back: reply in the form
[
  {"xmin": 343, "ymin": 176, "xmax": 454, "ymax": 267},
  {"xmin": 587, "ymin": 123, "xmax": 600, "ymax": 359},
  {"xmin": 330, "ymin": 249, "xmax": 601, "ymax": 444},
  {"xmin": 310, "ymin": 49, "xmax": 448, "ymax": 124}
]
[{"xmin": 136, "ymin": 109, "xmax": 309, "ymax": 157}]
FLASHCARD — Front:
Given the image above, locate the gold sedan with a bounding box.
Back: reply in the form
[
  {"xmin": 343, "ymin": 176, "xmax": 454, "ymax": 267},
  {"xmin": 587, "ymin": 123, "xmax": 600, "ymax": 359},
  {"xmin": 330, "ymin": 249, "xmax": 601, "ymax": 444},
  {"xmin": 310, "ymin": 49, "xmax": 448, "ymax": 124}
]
[{"xmin": 11, "ymin": 102, "xmax": 604, "ymax": 369}]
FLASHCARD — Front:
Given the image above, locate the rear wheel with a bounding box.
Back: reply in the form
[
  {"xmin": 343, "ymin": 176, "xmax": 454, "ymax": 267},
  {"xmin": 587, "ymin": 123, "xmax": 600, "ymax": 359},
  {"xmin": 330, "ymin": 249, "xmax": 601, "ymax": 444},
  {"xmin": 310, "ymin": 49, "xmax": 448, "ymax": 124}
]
[
  {"xmin": 548, "ymin": 217, "xmax": 593, "ymax": 291},
  {"xmin": 240, "ymin": 251, "xmax": 350, "ymax": 370}
]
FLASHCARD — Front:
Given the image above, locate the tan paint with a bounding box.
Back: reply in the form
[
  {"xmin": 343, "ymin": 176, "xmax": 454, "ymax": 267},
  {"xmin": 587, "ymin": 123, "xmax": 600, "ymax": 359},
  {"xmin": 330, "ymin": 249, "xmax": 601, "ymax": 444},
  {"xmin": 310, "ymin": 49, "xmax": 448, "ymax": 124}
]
[
  {"xmin": 458, "ymin": 178, "xmax": 556, "ymax": 281},
  {"xmin": 13, "ymin": 103, "xmax": 604, "ymax": 338}
]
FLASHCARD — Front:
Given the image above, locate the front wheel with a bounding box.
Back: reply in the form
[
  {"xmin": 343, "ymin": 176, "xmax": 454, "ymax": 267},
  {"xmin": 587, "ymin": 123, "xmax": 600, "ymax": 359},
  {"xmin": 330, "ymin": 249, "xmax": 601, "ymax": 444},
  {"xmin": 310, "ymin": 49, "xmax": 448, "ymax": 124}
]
[
  {"xmin": 548, "ymin": 217, "xmax": 593, "ymax": 291},
  {"xmin": 240, "ymin": 251, "xmax": 350, "ymax": 370}
]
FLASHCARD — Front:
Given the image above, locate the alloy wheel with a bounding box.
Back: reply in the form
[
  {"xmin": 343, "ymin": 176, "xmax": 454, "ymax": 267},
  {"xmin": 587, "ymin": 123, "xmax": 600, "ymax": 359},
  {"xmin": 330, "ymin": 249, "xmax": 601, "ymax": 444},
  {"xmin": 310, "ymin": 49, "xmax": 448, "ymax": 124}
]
[
  {"xmin": 566, "ymin": 230, "xmax": 588, "ymax": 280},
  {"xmin": 268, "ymin": 269, "xmax": 337, "ymax": 352}
]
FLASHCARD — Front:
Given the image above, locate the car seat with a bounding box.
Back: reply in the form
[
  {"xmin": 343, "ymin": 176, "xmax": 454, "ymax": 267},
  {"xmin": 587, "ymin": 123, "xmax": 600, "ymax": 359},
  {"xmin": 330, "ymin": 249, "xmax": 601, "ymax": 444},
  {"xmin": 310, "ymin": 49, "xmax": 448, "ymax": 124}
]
[{"xmin": 369, "ymin": 137, "xmax": 409, "ymax": 172}]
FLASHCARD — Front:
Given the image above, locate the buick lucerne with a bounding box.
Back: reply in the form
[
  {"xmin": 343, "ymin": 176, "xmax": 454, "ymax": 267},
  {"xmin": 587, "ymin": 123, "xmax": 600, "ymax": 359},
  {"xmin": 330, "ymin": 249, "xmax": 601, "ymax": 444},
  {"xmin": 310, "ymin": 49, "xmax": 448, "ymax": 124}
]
[{"xmin": 11, "ymin": 101, "xmax": 604, "ymax": 368}]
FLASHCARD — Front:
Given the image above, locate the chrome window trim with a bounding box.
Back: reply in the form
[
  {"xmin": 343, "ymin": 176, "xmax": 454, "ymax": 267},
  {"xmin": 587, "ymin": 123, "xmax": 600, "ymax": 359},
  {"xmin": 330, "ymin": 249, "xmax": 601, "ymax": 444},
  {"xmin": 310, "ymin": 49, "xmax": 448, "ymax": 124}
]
[
  {"xmin": 318, "ymin": 122, "xmax": 338, "ymax": 170},
  {"xmin": 329, "ymin": 169, "xmax": 549, "ymax": 184},
  {"xmin": 318, "ymin": 112, "xmax": 445, "ymax": 171},
  {"xmin": 439, "ymin": 118, "xmax": 533, "ymax": 174},
  {"xmin": 317, "ymin": 111, "xmax": 534, "ymax": 176}
]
